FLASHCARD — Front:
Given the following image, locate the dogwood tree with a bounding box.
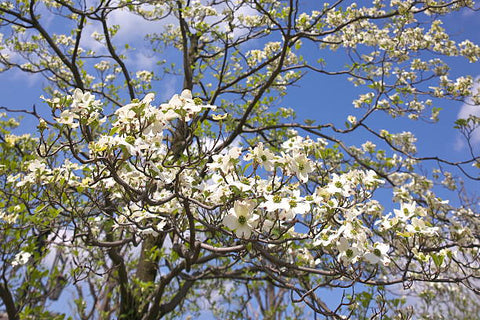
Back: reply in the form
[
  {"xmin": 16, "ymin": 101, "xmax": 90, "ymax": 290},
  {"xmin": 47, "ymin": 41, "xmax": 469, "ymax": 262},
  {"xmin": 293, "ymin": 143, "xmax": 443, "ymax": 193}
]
[{"xmin": 1, "ymin": 0, "xmax": 480, "ymax": 319}]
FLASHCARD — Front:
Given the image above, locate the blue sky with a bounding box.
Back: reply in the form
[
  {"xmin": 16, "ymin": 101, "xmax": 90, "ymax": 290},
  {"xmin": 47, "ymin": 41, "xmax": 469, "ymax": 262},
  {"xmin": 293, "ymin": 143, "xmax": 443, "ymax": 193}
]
[
  {"xmin": 287, "ymin": 7, "xmax": 480, "ymax": 152},
  {"xmin": 2, "ymin": 3, "xmax": 478, "ymax": 160},
  {"xmin": 1, "ymin": 1, "xmax": 479, "ymax": 317}
]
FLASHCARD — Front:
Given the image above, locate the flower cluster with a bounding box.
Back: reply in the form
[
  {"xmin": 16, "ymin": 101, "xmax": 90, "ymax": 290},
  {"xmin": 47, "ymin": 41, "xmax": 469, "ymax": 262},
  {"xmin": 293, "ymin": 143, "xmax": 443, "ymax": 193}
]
[
  {"xmin": 8, "ymin": 87, "xmax": 475, "ymax": 288},
  {"xmin": 27, "ymin": 92, "xmax": 468, "ymax": 272}
]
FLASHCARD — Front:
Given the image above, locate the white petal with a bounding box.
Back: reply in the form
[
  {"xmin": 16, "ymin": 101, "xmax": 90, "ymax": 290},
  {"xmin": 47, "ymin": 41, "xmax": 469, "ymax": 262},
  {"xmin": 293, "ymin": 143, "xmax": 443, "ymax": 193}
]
[
  {"xmin": 180, "ymin": 89, "xmax": 193, "ymax": 100},
  {"xmin": 223, "ymin": 214, "xmax": 238, "ymax": 230},
  {"xmin": 236, "ymin": 225, "xmax": 252, "ymax": 238},
  {"xmin": 73, "ymin": 88, "xmax": 83, "ymax": 101}
]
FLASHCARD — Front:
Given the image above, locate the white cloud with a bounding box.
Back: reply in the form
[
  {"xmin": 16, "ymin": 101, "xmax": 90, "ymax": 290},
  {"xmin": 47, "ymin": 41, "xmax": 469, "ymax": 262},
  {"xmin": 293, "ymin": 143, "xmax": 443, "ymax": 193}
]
[
  {"xmin": 157, "ymin": 75, "xmax": 178, "ymax": 101},
  {"xmin": 11, "ymin": 68, "xmax": 43, "ymax": 87},
  {"xmin": 132, "ymin": 51, "xmax": 157, "ymax": 70},
  {"xmin": 461, "ymin": 7, "xmax": 476, "ymax": 17},
  {"xmin": 81, "ymin": 5, "xmax": 172, "ymax": 53},
  {"xmin": 108, "ymin": 9, "xmax": 170, "ymax": 43},
  {"xmin": 453, "ymin": 135, "xmax": 465, "ymax": 151},
  {"xmin": 207, "ymin": 1, "xmax": 258, "ymax": 41},
  {"xmin": 457, "ymin": 75, "xmax": 480, "ymax": 145},
  {"xmin": 81, "ymin": 22, "xmax": 106, "ymax": 53},
  {"xmin": 80, "ymin": 7, "xmax": 173, "ymax": 85}
]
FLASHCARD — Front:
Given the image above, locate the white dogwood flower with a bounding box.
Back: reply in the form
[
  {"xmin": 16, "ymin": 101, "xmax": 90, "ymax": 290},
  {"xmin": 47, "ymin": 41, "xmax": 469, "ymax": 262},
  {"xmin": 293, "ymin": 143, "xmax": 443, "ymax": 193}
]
[
  {"xmin": 244, "ymin": 142, "xmax": 276, "ymax": 171},
  {"xmin": 223, "ymin": 200, "xmax": 259, "ymax": 238},
  {"xmin": 337, "ymin": 237, "xmax": 362, "ymax": 265},
  {"xmin": 12, "ymin": 251, "xmax": 32, "ymax": 267},
  {"xmin": 364, "ymin": 242, "xmax": 390, "ymax": 266},
  {"xmin": 288, "ymin": 152, "xmax": 314, "ymax": 183}
]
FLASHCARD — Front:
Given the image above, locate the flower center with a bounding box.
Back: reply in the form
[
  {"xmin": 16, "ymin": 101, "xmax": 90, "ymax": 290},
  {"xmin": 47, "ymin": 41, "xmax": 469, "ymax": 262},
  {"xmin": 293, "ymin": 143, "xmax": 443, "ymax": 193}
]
[
  {"xmin": 238, "ymin": 215, "xmax": 247, "ymax": 225},
  {"xmin": 373, "ymin": 248, "xmax": 382, "ymax": 257}
]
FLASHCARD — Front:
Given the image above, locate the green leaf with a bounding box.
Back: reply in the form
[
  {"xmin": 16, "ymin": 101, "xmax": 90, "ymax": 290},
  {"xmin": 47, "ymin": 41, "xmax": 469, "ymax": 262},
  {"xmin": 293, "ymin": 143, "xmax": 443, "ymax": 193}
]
[{"xmin": 431, "ymin": 253, "xmax": 444, "ymax": 268}]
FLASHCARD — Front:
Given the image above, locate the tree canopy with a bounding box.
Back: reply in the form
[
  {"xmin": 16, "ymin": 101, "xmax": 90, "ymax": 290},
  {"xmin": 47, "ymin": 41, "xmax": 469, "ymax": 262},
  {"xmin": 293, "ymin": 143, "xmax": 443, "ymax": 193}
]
[{"xmin": 0, "ymin": 0, "xmax": 480, "ymax": 319}]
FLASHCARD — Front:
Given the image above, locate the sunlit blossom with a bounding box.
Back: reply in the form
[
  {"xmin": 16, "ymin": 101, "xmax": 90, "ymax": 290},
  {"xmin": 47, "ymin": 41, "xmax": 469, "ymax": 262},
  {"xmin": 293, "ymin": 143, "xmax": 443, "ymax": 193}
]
[{"xmin": 222, "ymin": 200, "xmax": 259, "ymax": 238}]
